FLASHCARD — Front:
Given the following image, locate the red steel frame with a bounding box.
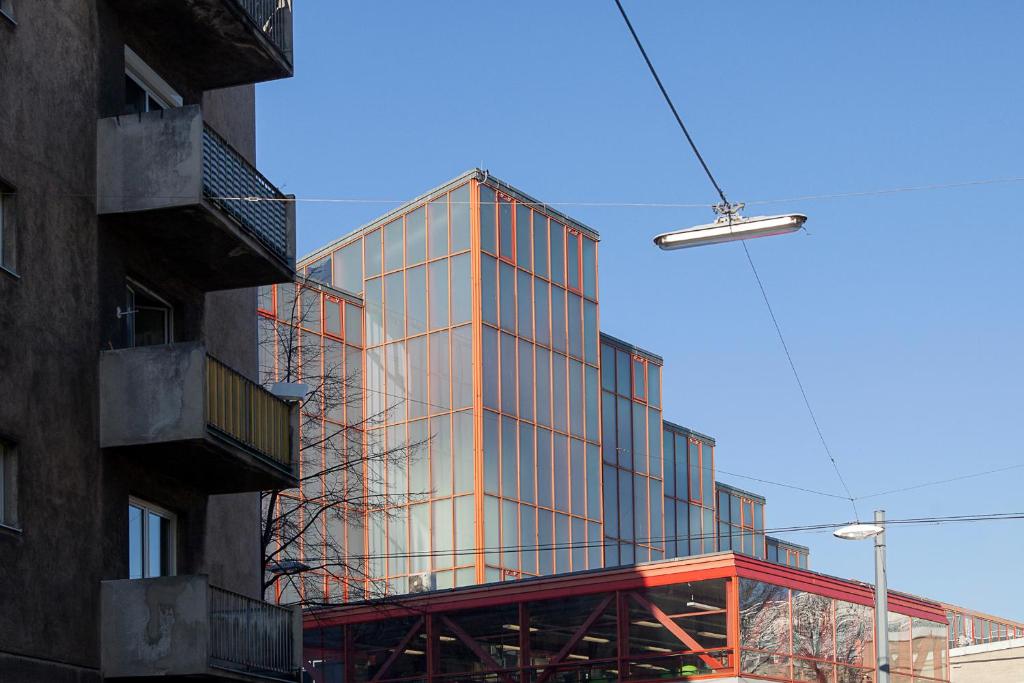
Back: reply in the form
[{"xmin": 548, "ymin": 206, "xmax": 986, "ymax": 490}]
[{"xmin": 303, "ymin": 553, "xmax": 949, "ymax": 683}]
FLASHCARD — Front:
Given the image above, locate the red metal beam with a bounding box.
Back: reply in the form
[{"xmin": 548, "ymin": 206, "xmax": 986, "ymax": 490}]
[
  {"xmin": 368, "ymin": 617, "xmax": 424, "ymax": 683},
  {"xmin": 440, "ymin": 615, "xmax": 517, "ymax": 683},
  {"xmin": 536, "ymin": 594, "xmax": 614, "ymax": 683},
  {"xmin": 628, "ymin": 591, "xmax": 726, "ymax": 671}
]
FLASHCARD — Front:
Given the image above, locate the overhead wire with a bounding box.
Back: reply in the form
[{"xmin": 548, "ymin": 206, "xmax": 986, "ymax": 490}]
[{"xmin": 610, "ymin": 0, "xmax": 860, "ymax": 518}]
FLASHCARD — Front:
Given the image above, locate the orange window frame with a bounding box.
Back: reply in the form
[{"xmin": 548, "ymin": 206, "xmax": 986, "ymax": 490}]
[
  {"xmin": 258, "ymin": 284, "xmax": 276, "ymax": 317},
  {"xmin": 497, "ymin": 192, "xmax": 516, "ymax": 265},
  {"xmin": 631, "ymin": 355, "xmax": 647, "ymax": 402},
  {"xmin": 324, "ymin": 295, "xmax": 344, "ymax": 341},
  {"xmin": 565, "ymin": 228, "xmax": 583, "ymax": 294}
]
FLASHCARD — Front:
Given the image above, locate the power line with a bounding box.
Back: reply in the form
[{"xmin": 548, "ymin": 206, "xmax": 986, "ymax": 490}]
[
  {"xmin": 303, "ymin": 511, "xmax": 1024, "ymax": 563},
  {"xmin": 610, "ymin": 1, "xmax": 860, "ymax": 518},
  {"xmin": 856, "ymin": 463, "xmax": 1024, "ymax": 501}
]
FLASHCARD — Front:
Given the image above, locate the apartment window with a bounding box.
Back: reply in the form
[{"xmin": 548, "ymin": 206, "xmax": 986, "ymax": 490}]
[
  {"xmin": 128, "ymin": 498, "xmax": 176, "ymax": 579},
  {"xmin": 125, "ymin": 280, "xmax": 173, "ymax": 347},
  {"xmin": 124, "ymin": 46, "xmax": 182, "ymax": 114},
  {"xmin": 0, "ymin": 440, "xmax": 18, "ymax": 529},
  {"xmin": 0, "ymin": 180, "xmax": 15, "ymax": 274},
  {"xmin": 0, "ymin": 1, "xmax": 14, "ymax": 24}
]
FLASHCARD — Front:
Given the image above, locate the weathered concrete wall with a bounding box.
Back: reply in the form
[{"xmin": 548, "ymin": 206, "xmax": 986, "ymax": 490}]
[
  {"xmin": 0, "ymin": 1, "xmax": 274, "ymax": 679},
  {"xmin": 99, "ymin": 343, "xmax": 207, "ymax": 448},
  {"xmin": 950, "ymin": 639, "xmax": 1024, "ymax": 683}
]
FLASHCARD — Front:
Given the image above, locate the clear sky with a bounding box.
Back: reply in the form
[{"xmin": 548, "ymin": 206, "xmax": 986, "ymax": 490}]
[{"xmin": 256, "ymin": 2, "xmax": 1024, "ymax": 618}]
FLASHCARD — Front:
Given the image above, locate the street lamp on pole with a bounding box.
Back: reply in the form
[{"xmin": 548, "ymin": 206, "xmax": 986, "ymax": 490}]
[
  {"xmin": 834, "ymin": 510, "xmax": 889, "ymax": 683},
  {"xmin": 652, "ymin": 203, "xmax": 807, "ymax": 251}
]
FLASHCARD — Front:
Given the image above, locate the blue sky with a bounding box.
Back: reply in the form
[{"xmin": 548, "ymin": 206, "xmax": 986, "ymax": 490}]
[{"xmin": 256, "ymin": 2, "xmax": 1024, "ymax": 617}]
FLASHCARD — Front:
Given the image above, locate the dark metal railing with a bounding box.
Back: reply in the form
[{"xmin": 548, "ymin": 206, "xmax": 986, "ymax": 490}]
[
  {"xmin": 209, "ymin": 585, "xmax": 296, "ymax": 678},
  {"xmin": 206, "ymin": 354, "xmax": 292, "ymax": 468},
  {"xmin": 202, "ymin": 125, "xmax": 290, "ymax": 262},
  {"xmin": 234, "ymin": 0, "xmax": 294, "ymax": 62}
]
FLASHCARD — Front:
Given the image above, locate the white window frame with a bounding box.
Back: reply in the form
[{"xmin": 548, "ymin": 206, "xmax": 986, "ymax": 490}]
[
  {"xmin": 125, "ymin": 278, "xmax": 174, "ymax": 347},
  {"xmin": 128, "ymin": 496, "xmax": 177, "ymax": 579},
  {"xmin": 124, "ymin": 46, "xmax": 182, "ymax": 110}
]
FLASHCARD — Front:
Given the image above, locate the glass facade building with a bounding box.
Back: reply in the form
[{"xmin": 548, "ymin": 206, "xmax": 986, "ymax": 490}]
[{"xmin": 302, "ymin": 553, "xmax": 951, "ymax": 683}]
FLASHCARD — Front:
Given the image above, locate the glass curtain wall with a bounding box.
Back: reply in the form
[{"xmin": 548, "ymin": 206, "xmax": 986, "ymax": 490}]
[
  {"xmin": 740, "ymin": 579, "xmax": 948, "ymax": 683},
  {"xmin": 599, "ymin": 335, "xmax": 665, "ymax": 566},
  {"xmin": 944, "ymin": 606, "xmax": 1024, "ymax": 649},
  {"xmin": 478, "ymin": 182, "xmax": 602, "ymax": 581},
  {"xmin": 258, "ymin": 281, "xmax": 364, "ymax": 603},
  {"xmin": 766, "ymin": 537, "xmax": 810, "ymax": 570},
  {"xmin": 716, "ymin": 483, "xmax": 766, "ymax": 559},
  {"xmin": 661, "ymin": 421, "xmax": 716, "ymax": 560}
]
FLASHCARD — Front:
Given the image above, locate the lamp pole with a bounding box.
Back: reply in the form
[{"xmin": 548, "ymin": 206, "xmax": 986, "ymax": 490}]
[
  {"xmin": 873, "ymin": 509, "xmax": 889, "ymax": 683},
  {"xmin": 833, "ymin": 509, "xmax": 889, "ymax": 683}
]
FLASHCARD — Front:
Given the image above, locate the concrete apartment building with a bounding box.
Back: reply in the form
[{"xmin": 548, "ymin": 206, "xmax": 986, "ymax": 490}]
[{"xmin": 0, "ymin": 1, "xmax": 302, "ymax": 681}]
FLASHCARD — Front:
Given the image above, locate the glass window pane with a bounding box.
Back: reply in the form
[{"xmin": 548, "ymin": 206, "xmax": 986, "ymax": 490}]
[
  {"xmin": 429, "ymin": 331, "xmax": 450, "ymax": 413},
  {"xmin": 518, "ymin": 340, "xmax": 534, "ymax": 421},
  {"xmin": 384, "ymin": 271, "xmax": 404, "ymax": 342},
  {"xmin": 499, "ymin": 262, "xmax": 516, "ymax": 333},
  {"xmin": 364, "ymin": 278, "xmax": 382, "ymax": 347},
  {"xmin": 516, "ymin": 203, "xmax": 532, "ymax": 269},
  {"xmin": 500, "ymin": 333, "xmax": 517, "ymax": 416},
  {"xmin": 432, "ymin": 499, "xmax": 454, "ymax": 569},
  {"xmin": 482, "ymin": 326, "xmax": 498, "ymax": 410},
  {"xmin": 364, "ymin": 229, "xmax": 382, "ymax": 278},
  {"xmin": 601, "ymin": 391, "xmax": 616, "ymax": 464},
  {"xmin": 532, "ymin": 212, "xmax": 549, "ymax": 279},
  {"xmin": 406, "ymin": 206, "xmax": 426, "ymax": 265},
  {"xmin": 128, "ymin": 505, "xmax": 143, "ymax": 580},
  {"xmin": 550, "ymin": 221, "xmax": 565, "ymax": 285},
  {"xmin": 648, "ymin": 408, "xmax": 661, "ymax": 477},
  {"xmin": 453, "ymin": 411, "xmax": 474, "ymax": 495},
  {"xmin": 536, "ymin": 428, "xmax": 552, "ymax": 508},
  {"xmin": 632, "ymin": 358, "xmax": 645, "ymax": 399},
  {"xmin": 702, "ymin": 444, "xmax": 714, "ymax": 508},
  {"xmin": 537, "ymin": 508, "xmax": 553, "ymax": 575},
  {"xmin": 616, "ymin": 350, "xmax": 631, "ymax": 397},
  {"xmin": 616, "ymin": 397, "xmax": 632, "ymax": 469},
  {"xmin": 585, "ymin": 365, "xmax": 600, "ymax": 442},
  {"xmin": 582, "ymin": 236, "xmax": 596, "ymax": 299},
  {"xmin": 535, "ymin": 347, "xmax": 551, "ymax": 428},
  {"xmin": 550, "ymin": 286, "xmax": 566, "ymax": 353},
  {"xmin": 384, "ymin": 218, "xmax": 403, "ymax": 272},
  {"xmin": 428, "ymin": 196, "xmax": 449, "ymax": 259},
  {"xmin": 648, "ymin": 364, "xmax": 661, "ymax": 408},
  {"xmin": 450, "ymin": 184, "xmax": 471, "ymax": 252},
  {"xmin": 502, "ymin": 499, "xmax": 519, "ymax": 571},
  {"xmin": 618, "ymin": 470, "xmax": 633, "ymax": 541},
  {"xmin": 566, "ymin": 232, "xmax": 580, "ymax": 291},
  {"xmin": 499, "ymin": 195, "xmax": 514, "ymax": 259},
  {"xmin": 533, "ymin": 279, "xmax": 550, "ymax": 347},
  {"xmin": 583, "ymin": 301, "xmax": 598, "ymax": 365},
  {"xmin": 570, "ymin": 438, "xmax": 585, "ymax": 516},
  {"xmin": 455, "ymin": 494, "xmax": 474, "ymax": 555},
  {"xmin": 450, "ymin": 253, "xmax": 471, "ymax": 325},
  {"xmin": 553, "ymin": 435, "xmax": 569, "ymax": 512},
  {"xmin": 501, "ymin": 416, "xmax": 517, "ymax": 499},
  {"xmin": 451, "ymin": 325, "xmax": 472, "ymax": 409},
  {"xmin": 551, "ymin": 354, "xmax": 567, "ymax": 433},
  {"xmin": 484, "ymin": 411, "xmax": 499, "ymax": 494},
  {"xmin": 601, "ymin": 343, "xmax": 615, "ymax": 392},
  {"xmin": 569, "ymin": 359, "xmax": 584, "ymax": 438},
  {"xmin": 324, "ymin": 297, "xmax": 342, "ymax": 338},
  {"xmin": 406, "ymin": 265, "xmax": 426, "ymax": 337},
  {"xmin": 481, "ymin": 254, "xmax": 497, "ymax": 327},
  {"xmin": 431, "ymin": 415, "xmax": 452, "ymax": 497},
  {"xmin": 517, "ymin": 270, "xmax": 533, "ymax": 340},
  {"xmin": 408, "ymin": 335, "xmax": 428, "ymax": 420},
  {"xmin": 429, "ymin": 258, "xmax": 449, "ymax": 330},
  {"xmin": 147, "ymin": 511, "xmax": 170, "ymax": 578},
  {"xmin": 554, "ymin": 513, "xmax": 570, "ymax": 572},
  {"xmin": 519, "ymin": 423, "xmax": 536, "ymax": 505},
  {"xmin": 479, "ymin": 184, "xmax": 496, "ymax": 254},
  {"xmin": 335, "ymin": 242, "xmax": 363, "ymax": 294},
  {"xmin": 521, "ymin": 505, "xmax": 537, "ymax": 574}
]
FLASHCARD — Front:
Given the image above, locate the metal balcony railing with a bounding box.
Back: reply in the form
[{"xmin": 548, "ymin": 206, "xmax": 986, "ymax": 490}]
[
  {"xmin": 206, "ymin": 355, "xmax": 291, "ymax": 469},
  {"xmin": 209, "ymin": 585, "xmax": 296, "ymax": 678},
  {"xmin": 202, "ymin": 125, "xmax": 290, "ymax": 263},
  {"xmin": 235, "ymin": 0, "xmax": 294, "ymax": 63}
]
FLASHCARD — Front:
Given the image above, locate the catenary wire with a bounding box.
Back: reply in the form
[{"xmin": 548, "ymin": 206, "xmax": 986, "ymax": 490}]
[
  {"xmin": 610, "ymin": 1, "xmax": 860, "ymax": 518},
  {"xmin": 304, "ymin": 512, "xmax": 1024, "ymax": 563},
  {"xmin": 856, "ymin": 462, "xmax": 1024, "ymax": 501}
]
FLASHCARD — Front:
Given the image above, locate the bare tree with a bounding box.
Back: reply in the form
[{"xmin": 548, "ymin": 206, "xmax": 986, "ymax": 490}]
[{"xmin": 258, "ymin": 279, "xmax": 427, "ymax": 606}]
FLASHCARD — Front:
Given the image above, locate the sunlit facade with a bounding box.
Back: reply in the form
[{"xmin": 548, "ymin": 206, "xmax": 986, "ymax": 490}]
[
  {"xmin": 302, "ymin": 553, "xmax": 951, "ymax": 683},
  {"xmin": 941, "ymin": 603, "xmax": 1024, "ymax": 649},
  {"xmin": 262, "ymin": 170, "xmax": 805, "ymax": 604}
]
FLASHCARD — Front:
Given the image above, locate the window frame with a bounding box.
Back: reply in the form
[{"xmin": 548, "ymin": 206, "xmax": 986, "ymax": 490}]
[
  {"xmin": 565, "ymin": 228, "xmax": 583, "ymax": 294},
  {"xmin": 0, "ymin": 439, "xmax": 18, "ymax": 530},
  {"xmin": 0, "ymin": 178, "xmax": 16, "ymax": 276},
  {"xmin": 497, "ymin": 191, "xmax": 516, "ymax": 265},
  {"xmin": 124, "ymin": 46, "xmax": 182, "ymax": 111},
  {"xmin": 125, "ymin": 278, "xmax": 174, "ymax": 348},
  {"xmin": 128, "ymin": 496, "xmax": 177, "ymax": 579},
  {"xmin": 0, "ymin": 1, "xmax": 14, "ymax": 25}
]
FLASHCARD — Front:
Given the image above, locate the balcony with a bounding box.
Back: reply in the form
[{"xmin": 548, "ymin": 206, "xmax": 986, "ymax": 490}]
[
  {"xmin": 109, "ymin": 0, "xmax": 293, "ymax": 90},
  {"xmin": 97, "ymin": 105, "xmax": 296, "ymax": 291},
  {"xmin": 102, "ymin": 575, "xmax": 300, "ymax": 681},
  {"xmin": 100, "ymin": 343, "xmax": 298, "ymax": 493}
]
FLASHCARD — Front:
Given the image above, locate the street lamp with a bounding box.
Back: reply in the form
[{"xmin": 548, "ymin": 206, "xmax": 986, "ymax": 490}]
[
  {"xmin": 653, "ymin": 203, "xmax": 807, "ymax": 251},
  {"xmin": 834, "ymin": 510, "xmax": 889, "ymax": 683}
]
